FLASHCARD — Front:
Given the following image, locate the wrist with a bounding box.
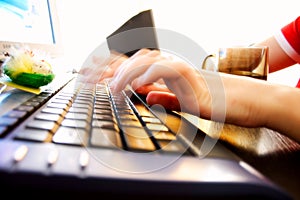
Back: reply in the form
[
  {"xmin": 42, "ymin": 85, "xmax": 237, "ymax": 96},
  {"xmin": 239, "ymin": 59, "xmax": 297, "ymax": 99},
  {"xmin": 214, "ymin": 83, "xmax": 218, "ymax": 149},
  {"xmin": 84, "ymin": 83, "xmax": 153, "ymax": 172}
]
[{"xmin": 222, "ymin": 74, "xmax": 271, "ymax": 127}]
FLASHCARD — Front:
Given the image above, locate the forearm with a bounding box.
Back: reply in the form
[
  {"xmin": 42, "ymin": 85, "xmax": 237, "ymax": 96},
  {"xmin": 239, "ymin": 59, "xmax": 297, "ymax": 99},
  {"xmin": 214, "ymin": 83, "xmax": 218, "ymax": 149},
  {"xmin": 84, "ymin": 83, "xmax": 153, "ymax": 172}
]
[
  {"xmin": 223, "ymin": 74, "xmax": 300, "ymax": 143},
  {"xmin": 255, "ymin": 36, "xmax": 296, "ymax": 72},
  {"xmin": 264, "ymin": 84, "xmax": 300, "ymax": 143}
]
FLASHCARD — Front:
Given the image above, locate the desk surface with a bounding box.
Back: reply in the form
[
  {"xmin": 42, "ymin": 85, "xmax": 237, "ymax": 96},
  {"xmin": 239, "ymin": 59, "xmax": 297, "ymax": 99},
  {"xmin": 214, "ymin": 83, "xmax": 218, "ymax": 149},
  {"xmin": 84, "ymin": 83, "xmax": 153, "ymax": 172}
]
[{"xmin": 181, "ymin": 113, "xmax": 300, "ymax": 200}]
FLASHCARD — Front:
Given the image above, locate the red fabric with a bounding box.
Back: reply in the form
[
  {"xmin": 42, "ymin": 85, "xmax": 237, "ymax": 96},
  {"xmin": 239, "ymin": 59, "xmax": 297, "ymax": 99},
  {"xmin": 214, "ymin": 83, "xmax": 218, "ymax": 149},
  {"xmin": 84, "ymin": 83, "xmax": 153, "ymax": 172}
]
[
  {"xmin": 281, "ymin": 16, "xmax": 300, "ymax": 55},
  {"xmin": 281, "ymin": 17, "xmax": 300, "ymax": 88},
  {"xmin": 296, "ymin": 79, "xmax": 300, "ymax": 88}
]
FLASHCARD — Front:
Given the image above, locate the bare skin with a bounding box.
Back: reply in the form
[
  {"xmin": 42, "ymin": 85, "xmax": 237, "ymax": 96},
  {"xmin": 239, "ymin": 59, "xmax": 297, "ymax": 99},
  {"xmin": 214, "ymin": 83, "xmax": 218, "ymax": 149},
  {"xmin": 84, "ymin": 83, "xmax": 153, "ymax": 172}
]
[
  {"xmin": 99, "ymin": 48, "xmax": 300, "ymax": 144},
  {"xmin": 78, "ymin": 32, "xmax": 300, "ymax": 143},
  {"xmin": 255, "ymin": 36, "xmax": 297, "ymax": 73}
]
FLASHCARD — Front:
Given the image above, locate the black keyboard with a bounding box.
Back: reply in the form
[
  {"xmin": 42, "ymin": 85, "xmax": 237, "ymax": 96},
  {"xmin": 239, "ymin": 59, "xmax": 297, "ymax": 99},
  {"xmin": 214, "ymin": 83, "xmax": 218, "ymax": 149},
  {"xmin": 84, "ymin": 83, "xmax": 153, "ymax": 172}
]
[
  {"xmin": 0, "ymin": 77, "xmax": 194, "ymax": 156},
  {"xmin": 0, "ymin": 75, "xmax": 292, "ymax": 200}
]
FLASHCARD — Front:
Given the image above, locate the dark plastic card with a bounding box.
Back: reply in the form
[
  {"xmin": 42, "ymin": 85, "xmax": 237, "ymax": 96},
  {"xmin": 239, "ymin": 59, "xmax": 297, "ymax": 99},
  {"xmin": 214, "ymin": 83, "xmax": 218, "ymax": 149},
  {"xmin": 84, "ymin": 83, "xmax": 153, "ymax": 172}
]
[{"xmin": 106, "ymin": 9, "xmax": 159, "ymax": 57}]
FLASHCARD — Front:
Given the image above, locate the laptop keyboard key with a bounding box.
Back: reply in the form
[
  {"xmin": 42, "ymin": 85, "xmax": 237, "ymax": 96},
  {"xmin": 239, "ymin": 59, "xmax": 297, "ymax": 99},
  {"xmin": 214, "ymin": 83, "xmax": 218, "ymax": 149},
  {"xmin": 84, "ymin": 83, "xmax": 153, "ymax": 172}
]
[
  {"xmin": 53, "ymin": 126, "xmax": 88, "ymax": 146},
  {"xmin": 158, "ymin": 140, "xmax": 188, "ymax": 154},
  {"xmin": 91, "ymin": 128, "xmax": 122, "ymax": 149},
  {"xmin": 14, "ymin": 128, "xmax": 51, "ymax": 142},
  {"xmin": 26, "ymin": 120, "xmax": 59, "ymax": 133},
  {"xmin": 121, "ymin": 126, "xmax": 156, "ymax": 151},
  {"xmin": 35, "ymin": 113, "xmax": 63, "ymax": 122}
]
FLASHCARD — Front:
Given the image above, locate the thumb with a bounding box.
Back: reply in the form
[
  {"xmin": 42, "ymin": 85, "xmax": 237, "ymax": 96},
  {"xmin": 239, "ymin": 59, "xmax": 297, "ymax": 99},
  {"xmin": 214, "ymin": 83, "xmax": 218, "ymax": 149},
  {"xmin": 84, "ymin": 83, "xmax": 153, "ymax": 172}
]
[{"xmin": 146, "ymin": 91, "xmax": 181, "ymax": 111}]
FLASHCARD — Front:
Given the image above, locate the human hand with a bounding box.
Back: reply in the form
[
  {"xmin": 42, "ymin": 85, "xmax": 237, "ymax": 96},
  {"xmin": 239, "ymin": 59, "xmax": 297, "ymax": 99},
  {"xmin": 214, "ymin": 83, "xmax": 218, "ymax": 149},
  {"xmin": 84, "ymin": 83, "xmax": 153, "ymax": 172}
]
[
  {"xmin": 110, "ymin": 48, "xmax": 215, "ymax": 118},
  {"xmin": 96, "ymin": 49, "xmax": 181, "ymax": 110},
  {"xmin": 108, "ymin": 49, "xmax": 300, "ymax": 144},
  {"xmin": 78, "ymin": 50, "xmax": 128, "ymax": 84},
  {"xmin": 110, "ymin": 48, "xmax": 274, "ymax": 127}
]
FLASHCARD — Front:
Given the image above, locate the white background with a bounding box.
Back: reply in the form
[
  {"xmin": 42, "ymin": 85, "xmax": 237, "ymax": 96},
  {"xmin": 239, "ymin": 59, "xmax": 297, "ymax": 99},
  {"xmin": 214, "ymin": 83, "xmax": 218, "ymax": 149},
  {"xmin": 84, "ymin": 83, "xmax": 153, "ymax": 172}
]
[{"xmin": 56, "ymin": 0, "xmax": 300, "ymax": 86}]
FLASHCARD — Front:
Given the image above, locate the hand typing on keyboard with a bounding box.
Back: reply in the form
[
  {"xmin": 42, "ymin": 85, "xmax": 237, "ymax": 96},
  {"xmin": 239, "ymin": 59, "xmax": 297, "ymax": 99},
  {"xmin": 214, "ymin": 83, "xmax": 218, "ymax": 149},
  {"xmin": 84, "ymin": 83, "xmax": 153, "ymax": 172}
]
[
  {"xmin": 104, "ymin": 48, "xmax": 300, "ymax": 144},
  {"xmin": 78, "ymin": 50, "xmax": 128, "ymax": 84}
]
